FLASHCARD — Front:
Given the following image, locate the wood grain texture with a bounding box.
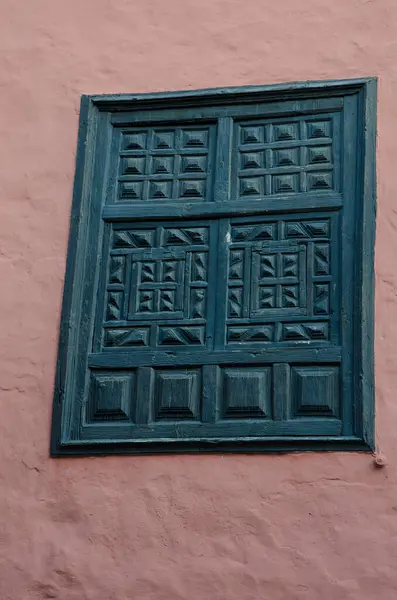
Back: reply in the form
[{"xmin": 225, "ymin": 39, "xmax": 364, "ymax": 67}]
[{"xmin": 51, "ymin": 79, "xmax": 376, "ymax": 455}]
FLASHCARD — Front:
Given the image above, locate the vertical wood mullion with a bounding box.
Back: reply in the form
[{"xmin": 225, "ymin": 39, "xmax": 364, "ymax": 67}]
[
  {"xmin": 213, "ymin": 117, "xmax": 233, "ymax": 203},
  {"xmin": 211, "ymin": 117, "xmax": 234, "ymax": 349},
  {"xmin": 135, "ymin": 367, "xmax": 154, "ymax": 425},
  {"xmin": 214, "ymin": 219, "xmax": 230, "ymax": 349},
  {"xmin": 273, "ymin": 363, "xmax": 291, "ymax": 421},
  {"xmin": 202, "ymin": 365, "xmax": 220, "ymax": 423}
]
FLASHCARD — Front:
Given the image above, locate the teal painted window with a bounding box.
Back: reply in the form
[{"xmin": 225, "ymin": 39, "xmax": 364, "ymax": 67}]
[{"xmin": 52, "ymin": 79, "xmax": 376, "ymax": 455}]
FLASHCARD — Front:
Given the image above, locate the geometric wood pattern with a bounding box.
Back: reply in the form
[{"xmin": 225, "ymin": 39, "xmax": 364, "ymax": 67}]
[
  {"xmin": 226, "ymin": 217, "xmax": 333, "ymax": 345},
  {"xmin": 236, "ymin": 118, "xmax": 334, "ymax": 198},
  {"xmin": 290, "ymin": 366, "xmax": 340, "ymax": 417},
  {"xmin": 154, "ymin": 369, "xmax": 201, "ymax": 420},
  {"xmin": 118, "ymin": 125, "xmax": 215, "ymax": 202},
  {"xmin": 88, "ymin": 371, "xmax": 135, "ymax": 422},
  {"xmin": 51, "ymin": 79, "xmax": 377, "ymax": 455},
  {"xmin": 221, "ymin": 367, "xmax": 271, "ymax": 418},
  {"xmin": 103, "ymin": 223, "xmax": 209, "ymax": 348}
]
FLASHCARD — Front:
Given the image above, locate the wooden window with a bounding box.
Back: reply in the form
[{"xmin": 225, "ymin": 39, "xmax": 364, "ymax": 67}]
[{"xmin": 51, "ymin": 79, "xmax": 376, "ymax": 455}]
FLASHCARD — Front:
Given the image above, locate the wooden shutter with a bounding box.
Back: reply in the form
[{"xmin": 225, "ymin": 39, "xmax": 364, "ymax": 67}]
[{"xmin": 52, "ymin": 79, "xmax": 376, "ymax": 455}]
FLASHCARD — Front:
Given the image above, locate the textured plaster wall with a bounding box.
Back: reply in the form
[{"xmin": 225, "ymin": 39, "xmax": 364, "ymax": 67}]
[{"xmin": 0, "ymin": 1, "xmax": 397, "ymax": 598}]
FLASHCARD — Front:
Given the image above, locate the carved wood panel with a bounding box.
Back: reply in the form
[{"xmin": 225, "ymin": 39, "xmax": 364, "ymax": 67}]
[{"xmin": 51, "ymin": 81, "xmax": 376, "ymax": 454}]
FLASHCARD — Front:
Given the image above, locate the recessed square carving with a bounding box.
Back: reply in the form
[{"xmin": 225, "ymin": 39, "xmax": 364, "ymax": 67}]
[
  {"xmin": 291, "ymin": 366, "xmax": 340, "ymax": 417},
  {"xmin": 221, "ymin": 367, "xmax": 271, "ymax": 418},
  {"xmin": 240, "ymin": 126, "xmax": 264, "ymax": 145},
  {"xmin": 181, "ymin": 155, "xmax": 207, "ymax": 173},
  {"xmin": 182, "ymin": 129, "xmax": 209, "ymax": 148},
  {"xmin": 122, "ymin": 132, "xmax": 147, "ymax": 150},
  {"xmin": 307, "ymin": 120, "xmax": 331, "ymax": 139},
  {"xmin": 307, "ymin": 172, "xmax": 333, "ymax": 190},
  {"xmin": 151, "ymin": 156, "xmax": 174, "ymax": 174},
  {"xmin": 272, "ymin": 173, "xmax": 299, "ymax": 193},
  {"xmin": 239, "ymin": 177, "xmax": 264, "ymax": 196},
  {"xmin": 274, "ymin": 123, "xmax": 299, "ymax": 141},
  {"xmin": 149, "ymin": 181, "xmax": 172, "ymax": 199},
  {"xmin": 240, "ymin": 152, "xmax": 263, "ymax": 169},
  {"xmin": 307, "ymin": 146, "xmax": 332, "ymax": 165},
  {"xmin": 153, "ymin": 131, "xmax": 175, "ymax": 149},
  {"xmin": 154, "ymin": 369, "xmax": 201, "ymax": 420},
  {"xmin": 119, "ymin": 181, "xmax": 143, "ymax": 200},
  {"xmin": 273, "ymin": 148, "xmax": 299, "ymax": 167},
  {"xmin": 179, "ymin": 179, "xmax": 205, "ymax": 198},
  {"xmin": 89, "ymin": 371, "xmax": 135, "ymax": 422},
  {"xmin": 122, "ymin": 157, "xmax": 145, "ymax": 175}
]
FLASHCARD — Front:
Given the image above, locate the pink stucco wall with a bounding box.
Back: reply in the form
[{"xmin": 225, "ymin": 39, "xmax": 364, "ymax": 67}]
[{"xmin": 1, "ymin": 1, "xmax": 397, "ymax": 598}]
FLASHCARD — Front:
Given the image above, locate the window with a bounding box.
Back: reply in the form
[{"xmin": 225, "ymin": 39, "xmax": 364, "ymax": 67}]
[{"xmin": 51, "ymin": 79, "xmax": 376, "ymax": 455}]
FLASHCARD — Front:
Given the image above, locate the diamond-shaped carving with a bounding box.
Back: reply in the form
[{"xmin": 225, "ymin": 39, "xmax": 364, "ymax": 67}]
[
  {"xmin": 228, "ymin": 288, "xmax": 243, "ymax": 317},
  {"xmin": 282, "ymin": 254, "xmax": 298, "ymax": 277},
  {"xmin": 161, "ymin": 261, "xmax": 178, "ymax": 282},
  {"xmin": 314, "ymin": 244, "xmax": 330, "ymax": 275},
  {"xmin": 158, "ymin": 327, "xmax": 204, "ymax": 346},
  {"xmin": 113, "ymin": 229, "xmax": 155, "ymax": 248},
  {"xmin": 104, "ymin": 328, "xmax": 150, "ymax": 347},
  {"xmin": 282, "ymin": 285, "xmax": 298, "ymax": 308},
  {"xmin": 106, "ymin": 291, "xmax": 123, "ymax": 321},
  {"xmin": 140, "ymin": 262, "xmax": 155, "ymax": 283},
  {"xmin": 109, "ymin": 256, "xmax": 125, "ymax": 284},
  {"xmin": 229, "ymin": 250, "xmax": 244, "ymax": 280},
  {"xmin": 163, "ymin": 227, "xmax": 208, "ymax": 245},
  {"xmin": 260, "ymin": 255, "xmax": 276, "ymax": 278},
  {"xmin": 281, "ymin": 322, "xmax": 329, "ymax": 342},
  {"xmin": 190, "ymin": 289, "xmax": 206, "ymax": 318},
  {"xmin": 314, "ymin": 284, "xmax": 329, "ymax": 315},
  {"xmin": 232, "ymin": 223, "xmax": 275, "ymax": 242},
  {"xmin": 259, "ymin": 286, "xmax": 276, "ymax": 309},
  {"xmin": 227, "ymin": 326, "xmax": 274, "ymax": 344},
  {"xmin": 160, "ymin": 290, "xmax": 176, "ymax": 312},
  {"xmin": 191, "ymin": 253, "xmax": 207, "ymax": 282},
  {"xmin": 285, "ymin": 220, "xmax": 329, "ymax": 239},
  {"xmin": 138, "ymin": 290, "xmax": 154, "ymax": 313}
]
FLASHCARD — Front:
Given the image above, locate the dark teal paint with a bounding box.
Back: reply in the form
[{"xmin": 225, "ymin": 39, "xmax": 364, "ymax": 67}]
[{"xmin": 51, "ymin": 78, "xmax": 377, "ymax": 456}]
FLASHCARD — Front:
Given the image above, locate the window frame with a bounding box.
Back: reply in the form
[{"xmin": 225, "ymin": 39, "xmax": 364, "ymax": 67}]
[{"xmin": 51, "ymin": 78, "xmax": 377, "ymax": 456}]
